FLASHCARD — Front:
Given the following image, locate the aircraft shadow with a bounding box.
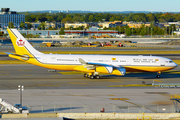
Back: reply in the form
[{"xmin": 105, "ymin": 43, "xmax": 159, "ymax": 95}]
[
  {"xmin": 30, "ymin": 107, "xmax": 82, "ymax": 113},
  {"xmin": 100, "ymin": 72, "xmax": 180, "ymax": 79}
]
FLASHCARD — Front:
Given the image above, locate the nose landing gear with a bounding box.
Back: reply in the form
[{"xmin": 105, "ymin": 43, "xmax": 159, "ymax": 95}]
[{"xmin": 156, "ymin": 71, "xmax": 161, "ymax": 78}]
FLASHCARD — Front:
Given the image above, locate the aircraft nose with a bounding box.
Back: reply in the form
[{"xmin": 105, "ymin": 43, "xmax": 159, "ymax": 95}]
[{"xmin": 174, "ymin": 62, "xmax": 178, "ymax": 67}]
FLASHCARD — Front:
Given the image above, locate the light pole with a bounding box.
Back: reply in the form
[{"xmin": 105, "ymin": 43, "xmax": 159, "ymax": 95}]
[
  {"xmin": 132, "ymin": 27, "xmax": 133, "ymax": 35},
  {"xmin": 71, "ymin": 27, "xmax": 72, "ymax": 35},
  {"xmin": 114, "ymin": 24, "xmax": 116, "ymax": 37},
  {"xmin": 151, "ymin": 28, "xmax": 153, "ymax": 38},
  {"xmin": 83, "ymin": 28, "xmax": 84, "ymax": 38},
  {"xmin": 172, "ymin": 26, "xmax": 174, "ymax": 37},
  {"xmin": 163, "ymin": 28, "xmax": 165, "ymax": 37},
  {"xmin": 18, "ymin": 85, "xmax": 24, "ymax": 113}
]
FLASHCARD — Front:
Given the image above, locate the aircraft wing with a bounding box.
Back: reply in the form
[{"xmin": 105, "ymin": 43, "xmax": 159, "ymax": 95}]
[{"xmin": 79, "ymin": 58, "xmax": 126, "ymax": 75}]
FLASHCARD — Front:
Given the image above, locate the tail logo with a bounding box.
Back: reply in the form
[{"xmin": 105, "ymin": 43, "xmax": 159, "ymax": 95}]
[{"xmin": 16, "ymin": 39, "xmax": 25, "ymax": 47}]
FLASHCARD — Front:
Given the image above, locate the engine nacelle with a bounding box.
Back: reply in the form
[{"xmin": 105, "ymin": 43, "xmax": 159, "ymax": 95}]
[
  {"xmin": 96, "ymin": 66, "xmax": 113, "ymax": 74},
  {"xmin": 112, "ymin": 67, "xmax": 126, "ymax": 76},
  {"xmin": 96, "ymin": 66, "xmax": 126, "ymax": 76}
]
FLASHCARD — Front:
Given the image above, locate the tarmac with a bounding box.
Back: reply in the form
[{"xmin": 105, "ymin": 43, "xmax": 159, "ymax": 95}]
[{"xmin": 0, "ymin": 64, "xmax": 180, "ymax": 113}]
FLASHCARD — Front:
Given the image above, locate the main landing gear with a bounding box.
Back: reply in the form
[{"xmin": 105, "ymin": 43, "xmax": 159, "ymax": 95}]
[
  {"xmin": 84, "ymin": 73, "xmax": 100, "ymax": 79},
  {"xmin": 156, "ymin": 71, "xmax": 161, "ymax": 78}
]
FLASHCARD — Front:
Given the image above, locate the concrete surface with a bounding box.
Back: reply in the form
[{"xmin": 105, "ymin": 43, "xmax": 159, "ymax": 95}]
[{"xmin": 0, "ymin": 64, "xmax": 180, "ymax": 114}]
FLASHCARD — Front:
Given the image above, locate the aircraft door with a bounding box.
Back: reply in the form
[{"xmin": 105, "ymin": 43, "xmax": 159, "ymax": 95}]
[{"xmin": 160, "ymin": 59, "xmax": 165, "ymax": 66}]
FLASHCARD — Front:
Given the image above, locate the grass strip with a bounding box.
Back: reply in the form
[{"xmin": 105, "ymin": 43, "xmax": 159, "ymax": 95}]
[
  {"xmin": 108, "ymin": 84, "xmax": 152, "ymax": 87},
  {"xmin": 100, "ymin": 47, "xmax": 173, "ymax": 49},
  {"xmin": 58, "ymin": 71, "xmax": 83, "ymax": 75},
  {"xmin": 0, "ymin": 60, "xmax": 29, "ymax": 64},
  {"xmin": 173, "ymin": 60, "xmax": 180, "ymax": 65}
]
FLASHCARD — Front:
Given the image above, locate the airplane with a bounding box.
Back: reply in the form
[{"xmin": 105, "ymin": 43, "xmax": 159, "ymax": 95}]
[{"xmin": 6, "ymin": 28, "xmax": 177, "ymax": 79}]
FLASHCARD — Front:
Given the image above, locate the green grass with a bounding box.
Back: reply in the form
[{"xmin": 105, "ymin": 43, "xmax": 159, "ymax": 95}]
[
  {"xmin": 0, "ymin": 60, "xmax": 29, "ymax": 64},
  {"xmin": 58, "ymin": 71, "xmax": 84, "ymax": 75},
  {"xmin": 100, "ymin": 47, "xmax": 173, "ymax": 49},
  {"xmin": 108, "ymin": 84, "xmax": 152, "ymax": 87},
  {"xmin": 173, "ymin": 60, "xmax": 180, "ymax": 65}
]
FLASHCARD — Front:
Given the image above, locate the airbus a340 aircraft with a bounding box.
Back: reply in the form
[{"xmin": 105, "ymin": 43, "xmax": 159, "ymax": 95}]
[{"xmin": 6, "ymin": 28, "xmax": 177, "ymax": 79}]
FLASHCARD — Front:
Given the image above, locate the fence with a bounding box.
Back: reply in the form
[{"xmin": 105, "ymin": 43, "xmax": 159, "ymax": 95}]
[{"xmin": 20, "ymin": 104, "xmax": 179, "ymax": 113}]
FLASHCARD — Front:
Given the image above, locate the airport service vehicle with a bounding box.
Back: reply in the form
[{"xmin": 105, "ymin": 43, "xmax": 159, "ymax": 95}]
[{"xmin": 6, "ymin": 28, "xmax": 177, "ymax": 79}]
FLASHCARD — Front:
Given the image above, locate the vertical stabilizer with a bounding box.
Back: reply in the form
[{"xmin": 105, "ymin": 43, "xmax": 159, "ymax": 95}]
[{"xmin": 7, "ymin": 28, "xmax": 43, "ymax": 55}]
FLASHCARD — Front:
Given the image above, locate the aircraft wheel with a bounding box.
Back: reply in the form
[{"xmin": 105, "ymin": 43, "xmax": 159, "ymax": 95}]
[
  {"xmin": 156, "ymin": 75, "xmax": 160, "ymax": 78},
  {"xmin": 87, "ymin": 74, "xmax": 90, "ymax": 78},
  {"xmin": 95, "ymin": 75, "xmax": 100, "ymax": 79},
  {"xmin": 84, "ymin": 73, "xmax": 87, "ymax": 78},
  {"xmin": 90, "ymin": 75, "xmax": 94, "ymax": 79}
]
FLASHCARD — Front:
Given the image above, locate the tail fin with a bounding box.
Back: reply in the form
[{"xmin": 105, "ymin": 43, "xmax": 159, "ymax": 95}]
[{"xmin": 7, "ymin": 28, "xmax": 43, "ymax": 56}]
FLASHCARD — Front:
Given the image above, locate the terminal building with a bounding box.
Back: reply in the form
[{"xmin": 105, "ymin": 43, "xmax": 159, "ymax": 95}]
[{"xmin": 0, "ymin": 8, "xmax": 25, "ymax": 29}]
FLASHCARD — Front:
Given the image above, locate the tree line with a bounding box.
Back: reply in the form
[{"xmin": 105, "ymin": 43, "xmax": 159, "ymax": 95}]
[
  {"xmin": 1, "ymin": 12, "xmax": 178, "ymax": 36},
  {"xmin": 23, "ymin": 12, "xmax": 180, "ymax": 23}
]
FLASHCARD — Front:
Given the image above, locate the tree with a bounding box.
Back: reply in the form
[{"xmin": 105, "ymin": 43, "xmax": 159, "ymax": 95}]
[
  {"xmin": 88, "ymin": 15, "xmax": 94, "ymax": 22},
  {"xmin": 20, "ymin": 21, "xmax": 26, "ymax": 29},
  {"xmin": 76, "ymin": 26, "xmax": 84, "ymax": 30},
  {"xmin": 37, "ymin": 13, "xmax": 47, "ymax": 22},
  {"xmin": 147, "ymin": 13, "xmax": 157, "ymax": 22},
  {"xmin": 126, "ymin": 27, "xmax": 131, "ymax": 36},
  {"xmin": 21, "ymin": 33, "xmax": 27, "ymax": 37},
  {"xmin": 27, "ymin": 23, "xmax": 33, "ymax": 29},
  {"xmin": 61, "ymin": 17, "xmax": 72, "ymax": 23},
  {"xmin": 8, "ymin": 22, "xmax": 14, "ymax": 28},
  {"xmin": 30, "ymin": 14, "xmax": 37, "ymax": 22},
  {"xmin": 109, "ymin": 17, "xmax": 115, "ymax": 21},
  {"xmin": 46, "ymin": 16, "xmax": 54, "ymax": 22},
  {"xmin": 0, "ymin": 31, "xmax": 3, "ymax": 36},
  {"xmin": 72, "ymin": 16, "xmax": 81, "ymax": 22},
  {"xmin": 59, "ymin": 28, "xmax": 65, "ymax": 35},
  {"xmin": 38, "ymin": 22, "xmax": 46, "ymax": 30},
  {"xmin": 25, "ymin": 16, "xmax": 32, "ymax": 22}
]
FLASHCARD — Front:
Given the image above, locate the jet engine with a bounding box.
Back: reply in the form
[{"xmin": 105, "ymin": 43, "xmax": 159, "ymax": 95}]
[{"xmin": 96, "ymin": 66, "xmax": 126, "ymax": 76}]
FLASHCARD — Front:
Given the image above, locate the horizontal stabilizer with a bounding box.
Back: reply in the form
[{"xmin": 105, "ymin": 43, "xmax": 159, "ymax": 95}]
[{"xmin": 4, "ymin": 52, "xmax": 14, "ymax": 55}]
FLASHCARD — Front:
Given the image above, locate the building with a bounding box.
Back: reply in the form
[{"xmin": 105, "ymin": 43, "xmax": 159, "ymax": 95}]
[
  {"xmin": 29, "ymin": 21, "xmax": 41, "ymax": 29},
  {"xmin": 0, "ymin": 8, "xmax": 25, "ymax": 29},
  {"xmin": 19, "ymin": 30, "xmax": 59, "ymax": 36},
  {"xmin": 64, "ymin": 27, "xmax": 118, "ymax": 37},
  {"xmin": 65, "ymin": 23, "xmax": 88, "ymax": 29},
  {"xmin": 127, "ymin": 22, "xmax": 151, "ymax": 28},
  {"xmin": 98, "ymin": 21, "xmax": 122, "ymax": 28}
]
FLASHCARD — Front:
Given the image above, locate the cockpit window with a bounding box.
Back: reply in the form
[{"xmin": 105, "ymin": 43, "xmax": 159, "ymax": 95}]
[{"xmin": 169, "ymin": 61, "xmax": 173, "ymax": 63}]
